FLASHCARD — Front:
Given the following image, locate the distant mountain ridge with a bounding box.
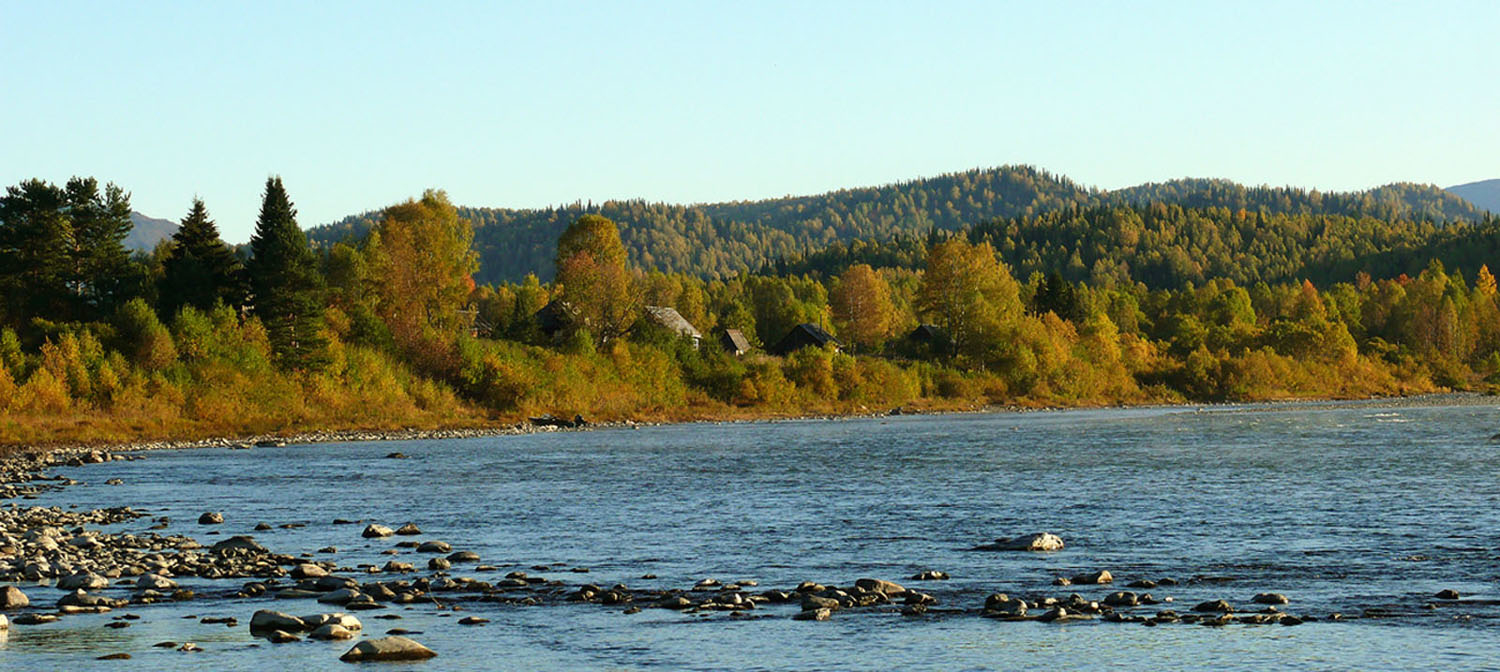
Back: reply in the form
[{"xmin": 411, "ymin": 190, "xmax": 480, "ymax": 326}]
[
  {"xmin": 1447, "ymin": 179, "xmax": 1500, "ymax": 214},
  {"xmin": 306, "ymin": 166, "xmax": 1487, "ymax": 284},
  {"xmin": 126, "ymin": 211, "xmax": 177, "ymax": 252}
]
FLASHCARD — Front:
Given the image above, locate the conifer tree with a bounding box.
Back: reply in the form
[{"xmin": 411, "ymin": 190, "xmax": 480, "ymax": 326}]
[
  {"xmin": 64, "ymin": 177, "xmax": 138, "ymax": 319},
  {"xmin": 0, "ymin": 179, "xmax": 72, "ymax": 328},
  {"xmin": 246, "ymin": 177, "xmax": 328, "ymax": 369},
  {"xmin": 160, "ymin": 198, "xmax": 246, "ymax": 317}
]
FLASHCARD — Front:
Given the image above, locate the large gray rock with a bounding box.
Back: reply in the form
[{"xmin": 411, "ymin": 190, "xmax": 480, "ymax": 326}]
[
  {"xmin": 309, "ymin": 623, "xmax": 355, "ymax": 640},
  {"xmin": 198, "ymin": 512, "xmax": 224, "ymax": 525},
  {"xmin": 211, "ymin": 535, "xmax": 268, "ymax": 554},
  {"xmin": 854, "ymin": 578, "xmax": 906, "ymax": 596},
  {"xmin": 983, "ymin": 593, "xmax": 1028, "ymax": 617},
  {"xmin": 792, "ymin": 607, "xmax": 831, "ymax": 621},
  {"xmin": 801, "ymin": 594, "xmax": 840, "ymax": 611},
  {"xmin": 317, "ymin": 588, "xmax": 362, "ymax": 605},
  {"xmin": 975, "ymin": 532, "xmax": 1065, "ymax": 551},
  {"xmin": 1070, "ymin": 570, "xmax": 1113, "ymax": 585},
  {"xmin": 137, "ymin": 574, "xmax": 178, "ymax": 591},
  {"xmin": 249, "ymin": 610, "xmax": 307, "ymax": 632},
  {"xmin": 303, "ymin": 612, "xmax": 362, "ymax": 631},
  {"xmin": 291, "ymin": 564, "xmax": 328, "ymax": 579},
  {"xmin": 58, "ymin": 589, "xmax": 125, "ymax": 608},
  {"xmin": 58, "ymin": 572, "xmax": 109, "ymax": 591},
  {"xmin": 362, "ymin": 524, "xmax": 394, "ymax": 538},
  {"xmin": 416, "ymin": 540, "xmax": 452, "ymax": 553},
  {"xmin": 0, "ymin": 586, "xmax": 29, "ymax": 609},
  {"xmin": 394, "ymin": 523, "xmax": 422, "ymax": 536},
  {"xmin": 339, "ymin": 636, "xmax": 437, "ymax": 662},
  {"xmin": 1252, "ymin": 592, "xmax": 1290, "ymax": 605}
]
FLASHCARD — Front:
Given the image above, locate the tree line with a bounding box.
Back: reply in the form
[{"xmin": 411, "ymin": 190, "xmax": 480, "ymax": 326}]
[{"xmin": 0, "ymin": 173, "xmax": 1494, "ymax": 448}]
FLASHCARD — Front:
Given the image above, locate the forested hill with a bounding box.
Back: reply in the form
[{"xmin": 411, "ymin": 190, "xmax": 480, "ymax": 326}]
[
  {"xmin": 306, "ymin": 166, "xmax": 1484, "ymax": 284},
  {"xmin": 1107, "ymin": 178, "xmax": 1485, "ymax": 221}
]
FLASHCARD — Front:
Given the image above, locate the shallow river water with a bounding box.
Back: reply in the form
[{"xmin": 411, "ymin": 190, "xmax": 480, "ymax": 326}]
[{"xmin": 4, "ymin": 399, "xmax": 1500, "ymax": 670}]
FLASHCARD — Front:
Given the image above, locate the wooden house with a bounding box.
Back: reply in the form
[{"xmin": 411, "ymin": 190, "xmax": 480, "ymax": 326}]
[{"xmin": 770, "ymin": 323, "xmax": 841, "ymax": 355}]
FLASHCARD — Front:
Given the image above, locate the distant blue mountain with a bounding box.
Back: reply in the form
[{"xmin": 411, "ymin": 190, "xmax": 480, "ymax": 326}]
[
  {"xmin": 126, "ymin": 211, "xmax": 178, "ymax": 252},
  {"xmin": 1447, "ymin": 179, "xmax": 1500, "ymax": 214}
]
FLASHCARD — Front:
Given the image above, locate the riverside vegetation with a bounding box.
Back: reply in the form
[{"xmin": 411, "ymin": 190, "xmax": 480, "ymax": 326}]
[{"xmin": 3, "ymin": 171, "xmax": 1500, "ymax": 450}]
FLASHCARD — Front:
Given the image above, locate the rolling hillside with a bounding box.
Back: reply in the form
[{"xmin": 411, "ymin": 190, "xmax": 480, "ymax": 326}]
[{"xmin": 307, "ymin": 166, "xmax": 1486, "ymax": 285}]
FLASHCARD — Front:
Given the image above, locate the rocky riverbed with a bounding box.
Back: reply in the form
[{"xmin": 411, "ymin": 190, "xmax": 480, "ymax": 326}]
[{"xmin": 2, "ymin": 442, "xmax": 1490, "ymax": 666}]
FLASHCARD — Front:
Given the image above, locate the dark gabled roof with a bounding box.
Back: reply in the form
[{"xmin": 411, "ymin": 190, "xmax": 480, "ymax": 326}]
[
  {"xmin": 535, "ymin": 299, "xmax": 571, "ymax": 335},
  {"xmin": 770, "ymin": 322, "xmax": 841, "ymax": 355},
  {"xmin": 909, "ymin": 324, "xmax": 947, "ymax": 341},
  {"xmin": 717, "ymin": 327, "xmax": 751, "ymax": 353},
  {"xmin": 642, "ymin": 305, "xmax": 701, "ymax": 339}
]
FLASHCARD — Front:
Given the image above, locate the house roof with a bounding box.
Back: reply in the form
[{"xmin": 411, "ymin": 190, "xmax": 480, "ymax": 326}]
[
  {"xmin": 718, "ymin": 327, "xmax": 751, "ymax": 352},
  {"xmin": 909, "ymin": 324, "xmax": 947, "ymax": 341},
  {"xmin": 643, "ymin": 305, "xmax": 701, "ymax": 339},
  {"xmin": 770, "ymin": 322, "xmax": 841, "ymax": 354}
]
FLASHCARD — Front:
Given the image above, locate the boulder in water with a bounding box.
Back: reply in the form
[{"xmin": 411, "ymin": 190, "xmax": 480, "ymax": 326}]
[
  {"xmin": 362, "ymin": 524, "xmax": 394, "ymax": 538},
  {"xmin": 309, "ymin": 624, "xmax": 355, "ymax": 640},
  {"xmin": 1071, "ymin": 570, "xmax": 1113, "ymax": 585},
  {"xmin": 250, "ymin": 610, "xmax": 307, "ymax": 632},
  {"xmin": 339, "ymin": 635, "xmax": 438, "ymax": 662},
  {"xmin": 974, "ymin": 532, "xmax": 1065, "ymax": 551},
  {"xmin": 0, "ymin": 586, "xmax": 30, "ymax": 609},
  {"xmin": 854, "ymin": 578, "xmax": 906, "ymax": 596}
]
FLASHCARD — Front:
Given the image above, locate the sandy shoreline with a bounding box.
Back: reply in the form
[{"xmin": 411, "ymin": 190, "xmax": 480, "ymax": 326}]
[{"xmin": 5, "ymin": 390, "xmax": 1494, "ymax": 462}]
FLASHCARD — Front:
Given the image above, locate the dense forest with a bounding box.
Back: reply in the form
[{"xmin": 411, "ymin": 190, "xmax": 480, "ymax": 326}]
[
  {"xmin": 308, "ymin": 166, "xmax": 1487, "ymax": 284},
  {"xmin": 2, "ymin": 172, "xmax": 1498, "ymax": 449}
]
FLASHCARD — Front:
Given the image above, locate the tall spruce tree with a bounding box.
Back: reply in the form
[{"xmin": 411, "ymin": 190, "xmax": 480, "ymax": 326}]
[
  {"xmin": 246, "ymin": 177, "xmax": 328, "ymax": 369},
  {"xmin": 63, "ymin": 177, "xmax": 138, "ymax": 319},
  {"xmin": 0, "ymin": 179, "xmax": 73, "ymax": 329},
  {"xmin": 160, "ymin": 198, "xmax": 246, "ymax": 317},
  {"xmin": 0, "ymin": 177, "xmax": 140, "ymax": 329}
]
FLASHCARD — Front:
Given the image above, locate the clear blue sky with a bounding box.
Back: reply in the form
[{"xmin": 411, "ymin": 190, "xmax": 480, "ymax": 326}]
[{"xmin": 3, "ymin": 0, "xmax": 1496, "ymax": 243}]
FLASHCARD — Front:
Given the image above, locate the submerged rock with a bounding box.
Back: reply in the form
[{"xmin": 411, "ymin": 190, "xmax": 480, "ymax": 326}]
[
  {"xmin": 1435, "ymin": 589, "xmax": 1461, "ymax": 600},
  {"xmin": 198, "ymin": 512, "xmax": 224, "ymax": 525}
]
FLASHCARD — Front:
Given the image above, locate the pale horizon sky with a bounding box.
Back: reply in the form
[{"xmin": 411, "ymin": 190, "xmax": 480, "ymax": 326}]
[{"xmin": 3, "ymin": 0, "xmax": 1496, "ymax": 243}]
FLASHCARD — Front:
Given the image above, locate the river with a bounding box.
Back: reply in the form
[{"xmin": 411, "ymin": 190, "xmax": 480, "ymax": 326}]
[{"xmin": 4, "ymin": 399, "xmax": 1499, "ymax": 670}]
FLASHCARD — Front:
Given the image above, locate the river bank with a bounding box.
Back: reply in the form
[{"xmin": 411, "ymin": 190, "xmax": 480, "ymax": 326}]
[{"xmin": 5, "ymin": 389, "xmax": 1494, "ymax": 462}]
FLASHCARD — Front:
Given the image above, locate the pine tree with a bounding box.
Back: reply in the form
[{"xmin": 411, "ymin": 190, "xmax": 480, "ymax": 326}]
[
  {"xmin": 246, "ymin": 177, "xmax": 328, "ymax": 369},
  {"xmin": 0, "ymin": 179, "xmax": 73, "ymax": 328},
  {"xmin": 63, "ymin": 177, "xmax": 138, "ymax": 319},
  {"xmin": 160, "ymin": 198, "xmax": 246, "ymax": 317}
]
